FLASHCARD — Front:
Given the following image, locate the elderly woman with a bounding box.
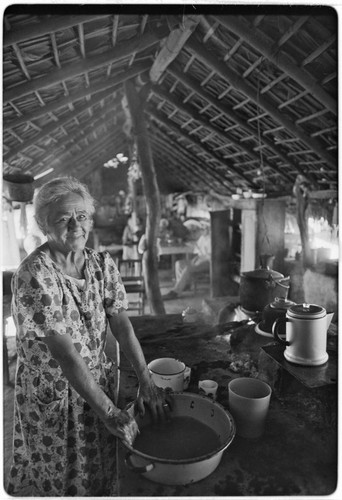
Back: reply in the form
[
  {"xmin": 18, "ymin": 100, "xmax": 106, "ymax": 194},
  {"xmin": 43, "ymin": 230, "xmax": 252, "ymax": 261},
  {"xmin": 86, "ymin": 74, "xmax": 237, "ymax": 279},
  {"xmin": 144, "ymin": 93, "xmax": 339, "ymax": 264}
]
[{"xmin": 7, "ymin": 177, "xmax": 167, "ymax": 497}]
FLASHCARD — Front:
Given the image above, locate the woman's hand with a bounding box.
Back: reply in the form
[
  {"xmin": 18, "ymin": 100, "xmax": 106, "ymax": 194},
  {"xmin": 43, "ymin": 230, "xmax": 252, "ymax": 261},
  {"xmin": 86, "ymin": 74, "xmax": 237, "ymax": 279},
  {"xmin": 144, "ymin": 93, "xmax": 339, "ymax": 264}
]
[
  {"xmin": 104, "ymin": 408, "xmax": 139, "ymax": 446},
  {"xmin": 136, "ymin": 380, "xmax": 173, "ymax": 421}
]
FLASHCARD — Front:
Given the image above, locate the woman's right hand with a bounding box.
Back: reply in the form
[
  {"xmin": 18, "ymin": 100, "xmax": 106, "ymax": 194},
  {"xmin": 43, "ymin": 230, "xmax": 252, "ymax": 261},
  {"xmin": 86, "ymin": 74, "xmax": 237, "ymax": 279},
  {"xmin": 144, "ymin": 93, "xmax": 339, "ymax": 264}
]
[{"xmin": 104, "ymin": 408, "xmax": 139, "ymax": 446}]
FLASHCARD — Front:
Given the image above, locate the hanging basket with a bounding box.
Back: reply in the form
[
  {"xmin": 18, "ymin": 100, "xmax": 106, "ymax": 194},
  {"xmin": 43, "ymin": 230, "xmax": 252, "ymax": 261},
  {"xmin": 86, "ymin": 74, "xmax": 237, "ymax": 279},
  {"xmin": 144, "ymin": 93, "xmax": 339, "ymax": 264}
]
[{"xmin": 3, "ymin": 173, "xmax": 35, "ymax": 202}]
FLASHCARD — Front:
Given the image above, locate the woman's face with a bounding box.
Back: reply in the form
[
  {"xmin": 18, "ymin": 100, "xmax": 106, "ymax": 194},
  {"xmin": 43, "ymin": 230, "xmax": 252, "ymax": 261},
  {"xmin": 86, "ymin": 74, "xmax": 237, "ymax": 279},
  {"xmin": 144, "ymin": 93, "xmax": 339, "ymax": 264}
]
[{"xmin": 45, "ymin": 192, "xmax": 93, "ymax": 253}]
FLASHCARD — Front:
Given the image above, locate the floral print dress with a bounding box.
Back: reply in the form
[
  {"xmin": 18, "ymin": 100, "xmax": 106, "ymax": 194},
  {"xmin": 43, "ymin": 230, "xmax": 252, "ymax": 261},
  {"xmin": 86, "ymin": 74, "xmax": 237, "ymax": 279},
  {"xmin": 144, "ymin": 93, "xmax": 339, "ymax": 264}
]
[{"xmin": 7, "ymin": 248, "xmax": 128, "ymax": 497}]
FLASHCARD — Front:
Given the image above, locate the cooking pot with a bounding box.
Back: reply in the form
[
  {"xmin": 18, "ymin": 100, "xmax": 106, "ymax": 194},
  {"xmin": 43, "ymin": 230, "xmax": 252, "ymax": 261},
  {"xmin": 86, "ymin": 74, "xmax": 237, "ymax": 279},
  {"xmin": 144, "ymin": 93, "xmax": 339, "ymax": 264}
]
[
  {"xmin": 148, "ymin": 358, "xmax": 186, "ymax": 392},
  {"xmin": 272, "ymin": 303, "xmax": 332, "ymax": 366},
  {"xmin": 240, "ymin": 257, "xmax": 290, "ymax": 313},
  {"xmin": 123, "ymin": 392, "xmax": 235, "ymax": 485}
]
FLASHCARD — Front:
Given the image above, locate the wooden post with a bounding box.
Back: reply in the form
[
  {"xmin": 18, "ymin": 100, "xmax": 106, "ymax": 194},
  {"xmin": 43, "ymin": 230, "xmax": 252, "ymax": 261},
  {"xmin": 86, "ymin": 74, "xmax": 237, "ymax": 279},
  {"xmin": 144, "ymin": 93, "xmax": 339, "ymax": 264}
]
[
  {"xmin": 210, "ymin": 210, "xmax": 240, "ymax": 297},
  {"xmin": 293, "ymin": 175, "xmax": 311, "ymax": 268},
  {"xmin": 124, "ymin": 80, "xmax": 165, "ymax": 315}
]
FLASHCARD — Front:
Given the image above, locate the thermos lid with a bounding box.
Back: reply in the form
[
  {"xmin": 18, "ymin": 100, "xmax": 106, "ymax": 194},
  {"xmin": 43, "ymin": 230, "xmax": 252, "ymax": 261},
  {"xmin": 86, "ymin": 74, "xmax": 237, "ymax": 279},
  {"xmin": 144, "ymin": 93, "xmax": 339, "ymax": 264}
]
[{"xmin": 288, "ymin": 303, "xmax": 326, "ymax": 319}]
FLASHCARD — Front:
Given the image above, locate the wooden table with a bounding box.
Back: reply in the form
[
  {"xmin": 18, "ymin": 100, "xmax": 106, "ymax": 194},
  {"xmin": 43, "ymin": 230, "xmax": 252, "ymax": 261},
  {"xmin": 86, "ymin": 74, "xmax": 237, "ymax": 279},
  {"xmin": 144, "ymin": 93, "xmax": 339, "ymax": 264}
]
[
  {"xmin": 159, "ymin": 243, "xmax": 194, "ymax": 276},
  {"xmin": 116, "ymin": 314, "xmax": 337, "ymax": 496}
]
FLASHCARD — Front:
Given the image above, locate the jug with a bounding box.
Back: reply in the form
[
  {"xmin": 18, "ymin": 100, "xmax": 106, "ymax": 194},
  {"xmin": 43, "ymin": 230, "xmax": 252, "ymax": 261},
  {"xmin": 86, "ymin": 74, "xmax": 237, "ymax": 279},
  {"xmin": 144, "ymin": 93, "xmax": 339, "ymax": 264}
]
[{"xmin": 272, "ymin": 303, "xmax": 331, "ymax": 366}]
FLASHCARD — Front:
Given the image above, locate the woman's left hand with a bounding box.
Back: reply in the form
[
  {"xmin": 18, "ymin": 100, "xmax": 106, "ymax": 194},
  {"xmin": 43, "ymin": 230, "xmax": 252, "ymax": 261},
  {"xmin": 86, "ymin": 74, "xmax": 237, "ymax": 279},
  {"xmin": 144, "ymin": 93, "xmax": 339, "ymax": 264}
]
[{"xmin": 136, "ymin": 381, "xmax": 172, "ymax": 421}]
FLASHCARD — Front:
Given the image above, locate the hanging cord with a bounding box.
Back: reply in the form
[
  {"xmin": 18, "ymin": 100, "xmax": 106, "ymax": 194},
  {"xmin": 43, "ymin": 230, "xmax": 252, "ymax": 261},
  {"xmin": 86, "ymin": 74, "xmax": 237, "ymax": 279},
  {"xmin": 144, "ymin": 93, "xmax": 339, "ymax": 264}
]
[{"xmin": 256, "ymin": 75, "xmax": 272, "ymax": 254}]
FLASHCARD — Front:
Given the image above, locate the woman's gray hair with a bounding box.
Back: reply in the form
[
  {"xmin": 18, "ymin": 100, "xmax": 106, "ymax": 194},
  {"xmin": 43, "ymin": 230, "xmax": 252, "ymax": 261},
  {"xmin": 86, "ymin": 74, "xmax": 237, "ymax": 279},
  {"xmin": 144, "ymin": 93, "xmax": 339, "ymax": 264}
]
[{"xmin": 34, "ymin": 176, "xmax": 96, "ymax": 234}]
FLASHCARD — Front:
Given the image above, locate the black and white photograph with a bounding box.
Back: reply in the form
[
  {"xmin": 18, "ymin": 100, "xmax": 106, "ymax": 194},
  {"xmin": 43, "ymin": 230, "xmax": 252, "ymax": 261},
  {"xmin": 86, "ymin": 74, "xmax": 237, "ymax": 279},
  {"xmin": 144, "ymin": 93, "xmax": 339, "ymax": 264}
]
[{"xmin": 2, "ymin": 2, "xmax": 339, "ymax": 497}]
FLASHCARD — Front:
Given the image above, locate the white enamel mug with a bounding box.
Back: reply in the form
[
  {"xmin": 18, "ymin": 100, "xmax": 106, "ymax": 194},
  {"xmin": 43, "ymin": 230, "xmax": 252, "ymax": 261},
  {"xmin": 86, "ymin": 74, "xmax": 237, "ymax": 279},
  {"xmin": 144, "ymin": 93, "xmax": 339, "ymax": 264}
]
[{"xmin": 148, "ymin": 358, "xmax": 185, "ymax": 392}]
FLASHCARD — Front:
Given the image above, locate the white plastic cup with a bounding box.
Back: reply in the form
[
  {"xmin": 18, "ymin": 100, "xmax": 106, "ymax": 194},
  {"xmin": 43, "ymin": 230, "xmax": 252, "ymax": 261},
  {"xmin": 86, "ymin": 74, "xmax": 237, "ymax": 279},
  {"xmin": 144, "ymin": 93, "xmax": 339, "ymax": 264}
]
[
  {"xmin": 183, "ymin": 366, "xmax": 191, "ymax": 390},
  {"xmin": 228, "ymin": 377, "xmax": 272, "ymax": 439},
  {"xmin": 198, "ymin": 379, "xmax": 218, "ymax": 400},
  {"xmin": 148, "ymin": 358, "xmax": 185, "ymax": 392}
]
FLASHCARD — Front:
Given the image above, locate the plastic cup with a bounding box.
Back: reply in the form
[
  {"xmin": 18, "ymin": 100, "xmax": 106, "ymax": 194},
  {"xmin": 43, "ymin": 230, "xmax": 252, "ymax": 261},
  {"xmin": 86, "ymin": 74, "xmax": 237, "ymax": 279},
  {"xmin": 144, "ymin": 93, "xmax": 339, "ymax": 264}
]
[
  {"xmin": 228, "ymin": 377, "xmax": 271, "ymax": 438},
  {"xmin": 198, "ymin": 379, "xmax": 218, "ymax": 400}
]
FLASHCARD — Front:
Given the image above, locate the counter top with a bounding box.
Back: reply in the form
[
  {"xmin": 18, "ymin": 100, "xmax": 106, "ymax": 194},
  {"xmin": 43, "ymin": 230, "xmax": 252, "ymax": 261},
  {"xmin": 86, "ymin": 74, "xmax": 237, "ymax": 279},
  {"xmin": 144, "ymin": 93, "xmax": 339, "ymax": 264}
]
[{"xmin": 116, "ymin": 314, "xmax": 337, "ymax": 496}]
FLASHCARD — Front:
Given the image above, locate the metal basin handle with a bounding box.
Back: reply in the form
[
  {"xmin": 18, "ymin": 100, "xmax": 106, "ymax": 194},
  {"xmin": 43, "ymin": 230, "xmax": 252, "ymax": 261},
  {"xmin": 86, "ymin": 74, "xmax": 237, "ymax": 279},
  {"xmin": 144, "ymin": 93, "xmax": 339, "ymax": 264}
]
[{"xmin": 125, "ymin": 452, "xmax": 155, "ymax": 473}]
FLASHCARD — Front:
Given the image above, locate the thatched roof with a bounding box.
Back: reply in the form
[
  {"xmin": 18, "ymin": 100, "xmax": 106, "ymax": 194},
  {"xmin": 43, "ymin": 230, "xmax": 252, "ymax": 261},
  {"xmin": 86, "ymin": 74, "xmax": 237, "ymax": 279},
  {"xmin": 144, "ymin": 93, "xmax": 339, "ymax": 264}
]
[{"xmin": 2, "ymin": 4, "xmax": 338, "ymax": 198}]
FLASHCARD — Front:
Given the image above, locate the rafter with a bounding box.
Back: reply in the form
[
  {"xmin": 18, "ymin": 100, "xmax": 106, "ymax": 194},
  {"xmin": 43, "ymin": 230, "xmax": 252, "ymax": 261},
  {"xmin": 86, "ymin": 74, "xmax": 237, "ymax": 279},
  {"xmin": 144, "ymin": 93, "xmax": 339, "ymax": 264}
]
[
  {"xmin": 28, "ymin": 109, "xmax": 124, "ymax": 175},
  {"xmin": 151, "ymin": 84, "xmax": 291, "ymax": 185},
  {"xmin": 212, "ymin": 15, "xmax": 337, "ymax": 115},
  {"xmin": 4, "ymin": 26, "xmax": 169, "ymax": 104},
  {"xmin": 147, "ymin": 106, "xmax": 253, "ymax": 189},
  {"xmin": 186, "ymin": 37, "xmax": 336, "ymax": 173},
  {"xmin": 4, "ymin": 62, "xmax": 150, "ymax": 130},
  {"xmin": 168, "ymin": 66, "xmax": 306, "ymax": 180},
  {"xmin": 4, "ymin": 92, "xmax": 122, "ymax": 162},
  {"xmin": 4, "ymin": 15, "xmax": 106, "ymax": 47}
]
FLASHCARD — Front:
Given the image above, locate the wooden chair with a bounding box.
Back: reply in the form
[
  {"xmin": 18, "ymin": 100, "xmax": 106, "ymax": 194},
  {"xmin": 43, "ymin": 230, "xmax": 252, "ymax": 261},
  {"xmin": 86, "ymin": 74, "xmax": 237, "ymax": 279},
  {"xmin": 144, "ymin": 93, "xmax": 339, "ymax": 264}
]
[
  {"xmin": 191, "ymin": 269, "xmax": 211, "ymax": 293},
  {"xmin": 118, "ymin": 259, "xmax": 145, "ymax": 315}
]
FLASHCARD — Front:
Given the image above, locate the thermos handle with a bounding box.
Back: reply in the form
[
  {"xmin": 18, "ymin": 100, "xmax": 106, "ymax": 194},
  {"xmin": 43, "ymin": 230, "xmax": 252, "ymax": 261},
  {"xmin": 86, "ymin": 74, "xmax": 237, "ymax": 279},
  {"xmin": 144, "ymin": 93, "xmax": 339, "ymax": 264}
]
[{"xmin": 272, "ymin": 317, "xmax": 290, "ymax": 346}]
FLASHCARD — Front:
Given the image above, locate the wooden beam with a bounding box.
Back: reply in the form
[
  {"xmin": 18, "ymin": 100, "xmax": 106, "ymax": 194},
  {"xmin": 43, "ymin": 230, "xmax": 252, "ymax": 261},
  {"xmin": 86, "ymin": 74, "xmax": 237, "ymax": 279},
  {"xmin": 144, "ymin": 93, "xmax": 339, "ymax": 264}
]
[
  {"xmin": 186, "ymin": 37, "xmax": 336, "ymax": 174},
  {"xmin": 147, "ymin": 105, "xmax": 254, "ymax": 188},
  {"xmin": 3, "ymin": 15, "xmax": 106, "ymax": 47},
  {"xmin": 149, "ymin": 15, "xmax": 200, "ymax": 83},
  {"xmin": 4, "ymin": 26, "xmax": 169, "ymax": 104},
  {"xmin": 308, "ymin": 189, "xmax": 337, "ymax": 199},
  {"xmin": 168, "ymin": 65, "xmax": 308, "ymax": 179},
  {"xmin": 28, "ymin": 109, "xmax": 124, "ymax": 174},
  {"xmin": 41, "ymin": 133, "xmax": 121, "ymax": 182},
  {"xmin": 4, "ymin": 62, "xmax": 150, "ymax": 130},
  {"xmin": 152, "ymin": 85, "xmax": 291, "ymax": 185},
  {"xmin": 213, "ymin": 15, "xmax": 337, "ymax": 115},
  {"xmin": 4, "ymin": 92, "xmax": 122, "ymax": 162},
  {"xmin": 150, "ymin": 126, "xmax": 212, "ymax": 191}
]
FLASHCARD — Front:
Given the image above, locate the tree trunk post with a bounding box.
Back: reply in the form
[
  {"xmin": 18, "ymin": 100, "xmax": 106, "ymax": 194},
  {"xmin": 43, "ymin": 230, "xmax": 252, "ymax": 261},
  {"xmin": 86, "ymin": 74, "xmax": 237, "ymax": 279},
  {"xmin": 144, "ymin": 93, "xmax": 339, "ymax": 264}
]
[{"xmin": 124, "ymin": 80, "xmax": 165, "ymax": 315}]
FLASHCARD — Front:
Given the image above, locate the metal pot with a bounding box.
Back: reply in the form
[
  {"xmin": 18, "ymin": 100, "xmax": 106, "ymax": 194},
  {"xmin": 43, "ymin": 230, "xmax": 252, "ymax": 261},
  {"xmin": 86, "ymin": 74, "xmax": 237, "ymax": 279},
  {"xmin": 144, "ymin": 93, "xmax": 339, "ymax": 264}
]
[
  {"xmin": 123, "ymin": 392, "xmax": 235, "ymax": 485},
  {"xmin": 240, "ymin": 258, "xmax": 290, "ymax": 313}
]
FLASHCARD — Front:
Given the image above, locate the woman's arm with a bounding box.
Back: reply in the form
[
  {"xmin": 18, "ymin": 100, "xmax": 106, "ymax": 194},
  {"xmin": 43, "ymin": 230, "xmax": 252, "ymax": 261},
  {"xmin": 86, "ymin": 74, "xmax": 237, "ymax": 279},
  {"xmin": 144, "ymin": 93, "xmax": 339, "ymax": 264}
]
[
  {"xmin": 108, "ymin": 310, "xmax": 169, "ymax": 419},
  {"xmin": 41, "ymin": 333, "xmax": 138, "ymax": 444}
]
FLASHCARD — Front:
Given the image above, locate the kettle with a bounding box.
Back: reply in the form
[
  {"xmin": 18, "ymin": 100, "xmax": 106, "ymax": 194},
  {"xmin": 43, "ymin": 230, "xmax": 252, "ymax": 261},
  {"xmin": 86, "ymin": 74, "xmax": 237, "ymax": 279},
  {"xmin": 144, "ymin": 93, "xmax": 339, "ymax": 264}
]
[{"xmin": 272, "ymin": 303, "xmax": 332, "ymax": 366}]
